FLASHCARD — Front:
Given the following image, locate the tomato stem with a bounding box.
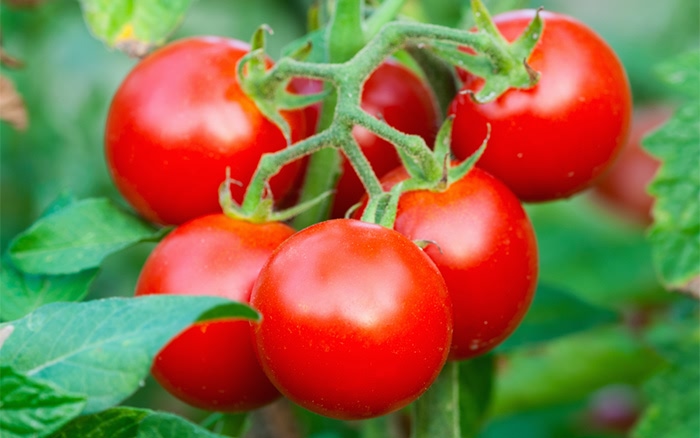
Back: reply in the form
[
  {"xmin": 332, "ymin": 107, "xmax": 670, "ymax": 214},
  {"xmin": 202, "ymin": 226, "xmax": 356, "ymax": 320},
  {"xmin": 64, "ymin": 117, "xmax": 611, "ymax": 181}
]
[{"xmin": 238, "ymin": 4, "xmax": 542, "ymax": 225}]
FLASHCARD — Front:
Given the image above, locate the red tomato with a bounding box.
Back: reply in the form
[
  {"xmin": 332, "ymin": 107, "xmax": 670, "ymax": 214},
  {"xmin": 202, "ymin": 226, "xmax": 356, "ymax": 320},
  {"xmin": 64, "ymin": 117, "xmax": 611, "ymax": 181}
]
[
  {"xmin": 134, "ymin": 214, "xmax": 295, "ymax": 412},
  {"xmin": 450, "ymin": 10, "xmax": 632, "ymax": 202},
  {"xmin": 289, "ymin": 61, "xmax": 440, "ymax": 217},
  {"xmin": 106, "ymin": 37, "xmax": 305, "ymax": 225},
  {"xmin": 592, "ymin": 105, "xmax": 671, "ymax": 225},
  {"xmin": 355, "ymin": 167, "xmax": 538, "ymax": 359},
  {"xmin": 250, "ymin": 219, "xmax": 452, "ymax": 420}
]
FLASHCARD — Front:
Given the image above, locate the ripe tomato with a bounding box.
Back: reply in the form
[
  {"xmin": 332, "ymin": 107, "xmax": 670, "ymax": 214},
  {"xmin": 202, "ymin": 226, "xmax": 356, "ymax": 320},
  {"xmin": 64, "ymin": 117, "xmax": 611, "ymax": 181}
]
[
  {"xmin": 592, "ymin": 105, "xmax": 671, "ymax": 225},
  {"xmin": 106, "ymin": 37, "xmax": 305, "ymax": 225},
  {"xmin": 134, "ymin": 214, "xmax": 295, "ymax": 412},
  {"xmin": 450, "ymin": 10, "xmax": 632, "ymax": 202},
  {"xmin": 355, "ymin": 166, "xmax": 538, "ymax": 359},
  {"xmin": 250, "ymin": 219, "xmax": 452, "ymax": 420},
  {"xmin": 289, "ymin": 61, "xmax": 440, "ymax": 217}
]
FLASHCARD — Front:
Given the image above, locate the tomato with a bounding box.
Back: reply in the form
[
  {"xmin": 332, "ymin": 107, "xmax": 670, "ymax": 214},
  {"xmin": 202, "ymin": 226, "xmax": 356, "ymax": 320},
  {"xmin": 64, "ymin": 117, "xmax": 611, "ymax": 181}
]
[
  {"xmin": 289, "ymin": 61, "xmax": 440, "ymax": 217},
  {"xmin": 449, "ymin": 10, "xmax": 632, "ymax": 202},
  {"xmin": 250, "ymin": 219, "xmax": 452, "ymax": 420},
  {"xmin": 592, "ymin": 105, "xmax": 671, "ymax": 225},
  {"xmin": 134, "ymin": 214, "xmax": 295, "ymax": 412},
  {"xmin": 106, "ymin": 37, "xmax": 305, "ymax": 225},
  {"xmin": 355, "ymin": 166, "xmax": 538, "ymax": 359}
]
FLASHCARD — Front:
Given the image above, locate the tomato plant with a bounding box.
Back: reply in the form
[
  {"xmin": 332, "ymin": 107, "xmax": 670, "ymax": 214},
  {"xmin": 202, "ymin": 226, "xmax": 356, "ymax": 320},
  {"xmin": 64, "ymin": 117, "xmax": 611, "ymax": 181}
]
[
  {"xmin": 332, "ymin": 59, "xmax": 440, "ymax": 217},
  {"xmin": 358, "ymin": 166, "xmax": 539, "ymax": 359},
  {"xmin": 450, "ymin": 10, "xmax": 633, "ymax": 202},
  {"xmin": 105, "ymin": 37, "xmax": 306, "ymax": 225},
  {"xmin": 289, "ymin": 60, "xmax": 439, "ymax": 217},
  {"xmin": 250, "ymin": 219, "xmax": 452, "ymax": 420},
  {"xmin": 3, "ymin": 1, "xmax": 697, "ymax": 437},
  {"xmin": 134, "ymin": 214, "xmax": 295, "ymax": 412}
]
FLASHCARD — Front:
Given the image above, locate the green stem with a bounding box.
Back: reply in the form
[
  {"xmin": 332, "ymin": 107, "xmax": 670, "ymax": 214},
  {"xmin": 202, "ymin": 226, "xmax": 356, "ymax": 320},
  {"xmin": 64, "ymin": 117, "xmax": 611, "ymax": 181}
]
[
  {"xmin": 241, "ymin": 130, "xmax": 335, "ymax": 215},
  {"xmin": 364, "ymin": 0, "xmax": 408, "ymax": 39},
  {"xmin": 327, "ymin": 0, "xmax": 366, "ymax": 63},
  {"xmin": 335, "ymin": 125, "xmax": 383, "ymax": 198},
  {"xmin": 346, "ymin": 107, "xmax": 441, "ymax": 181},
  {"xmin": 411, "ymin": 361, "xmax": 461, "ymax": 438},
  {"xmin": 241, "ymin": 13, "xmax": 540, "ymax": 225}
]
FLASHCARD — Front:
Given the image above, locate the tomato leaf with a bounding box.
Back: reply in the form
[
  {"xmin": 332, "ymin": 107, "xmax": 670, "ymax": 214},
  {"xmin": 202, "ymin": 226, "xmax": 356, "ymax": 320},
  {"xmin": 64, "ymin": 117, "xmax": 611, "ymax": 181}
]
[
  {"xmin": 528, "ymin": 198, "xmax": 667, "ymax": 308},
  {"xmin": 644, "ymin": 50, "xmax": 700, "ymax": 297},
  {"xmin": 492, "ymin": 327, "xmax": 663, "ymax": 417},
  {"xmin": 0, "ymin": 366, "xmax": 86, "ymax": 438},
  {"xmin": 458, "ymin": 354, "xmax": 495, "ymax": 437},
  {"xmin": 8, "ymin": 198, "xmax": 164, "ymax": 276},
  {"xmin": 633, "ymin": 319, "xmax": 700, "ymax": 438},
  {"xmin": 79, "ymin": 0, "xmax": 193, "ymax": 57},
  {"xmin": 0, "ymin": 296, "xmax": 258, "ymax": 414},
  {"xmin": 497, "ymin": 284, "xmax": 617, "ymax": 352},
  {"xmin": 51, "ymin": 406, "xmax": 227, "ymax": 438},
  {"xmin": 0, "ymin": 258, "xmax": 98, "ymax": 322}
]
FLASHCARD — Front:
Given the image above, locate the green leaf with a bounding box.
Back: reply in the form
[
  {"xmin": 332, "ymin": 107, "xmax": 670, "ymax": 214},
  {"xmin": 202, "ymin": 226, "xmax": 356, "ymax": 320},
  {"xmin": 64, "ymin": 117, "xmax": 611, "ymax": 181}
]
[
  {"xmin": 51, "ymin": 406, "xmax": 227, "ymax": 438},
  {"xmin": 0, "ymin": 296, "xmax": 258, "ymax": 414},
  {"xmin": 529, "ymin": 198, "xmax": 667, "ymax": 308},
  {"xmin": 8, "ymin": 198, "xmax": 163, "ymax": 276},
  {"xmin": 1, "ymin": 258, "xmax": 98, "ymax": 322},
  {"xmin": 79, "ymin": 0, "xmax": 193, "ymax": 57},
  {"xmin": 644, "ymin": 50, "xmax": 700, "ymax": 296},
  {"xmin": 497, "ymin": 284, "xmax": 618, "ymax": 352},
  {"xmin": 492, "ymin": 327, "xmax": 663, "ymax": 417},
  {"xmin": 419, "ymin": 0, "xmax": 464, "ymax": 27},
  {"xmin": 633, "ymin": 323, "xmax": 700, "ymax": 438},
  {"xmin": 458, "ymin": 354, "xmax": 494, "ymax": 437},
  {"xmin": 0, "ymin": 366, "xmax": 86, "ymax": 438}
]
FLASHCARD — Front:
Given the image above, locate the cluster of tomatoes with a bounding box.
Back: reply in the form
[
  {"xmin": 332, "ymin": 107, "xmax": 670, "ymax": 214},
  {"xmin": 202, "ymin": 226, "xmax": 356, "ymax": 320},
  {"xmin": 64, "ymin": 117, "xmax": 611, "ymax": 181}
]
[{"xmin": 105, "ymin": 10, "xmax": 631, "ymax": 420}]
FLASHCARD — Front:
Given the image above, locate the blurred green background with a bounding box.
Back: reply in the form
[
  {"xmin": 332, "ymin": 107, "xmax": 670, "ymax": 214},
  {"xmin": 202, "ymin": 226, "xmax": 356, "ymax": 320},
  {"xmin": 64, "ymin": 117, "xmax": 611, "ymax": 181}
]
[{"xmin": 1, "ymin": 0, "xmax": 697, "ymax": 437}]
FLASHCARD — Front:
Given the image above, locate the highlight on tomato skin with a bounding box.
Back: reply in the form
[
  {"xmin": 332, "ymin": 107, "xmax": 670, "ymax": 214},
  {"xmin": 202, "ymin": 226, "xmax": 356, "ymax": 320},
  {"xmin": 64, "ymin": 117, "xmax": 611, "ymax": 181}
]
[
  {"xmin": 354, "ymin": 166, "xmax": 538, "ymax": 360},
  {"xmin": 250, "ymin": 219, "xmax": 453, "ymax": 420},
  {"xmin": 134, "ymin": 214, "xmax": 295, "ymax": 412},
  {"xmin": 450, "ymin": 9, "xmax": 633, "ymax": 203},
  {"xmin": 591, "ymin": 104, "xmax": 673, "ymax": 226},
  {"xmin": 105, "ymin": 36, "xmax": 306, "ymax": 226}
]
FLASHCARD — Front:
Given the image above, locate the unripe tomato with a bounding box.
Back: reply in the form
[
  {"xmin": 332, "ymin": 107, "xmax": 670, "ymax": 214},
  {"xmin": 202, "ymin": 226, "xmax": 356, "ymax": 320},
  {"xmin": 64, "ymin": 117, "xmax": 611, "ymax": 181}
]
[
  {"xmin": 251, "ymin": 219, "xmax": 452, "ymax": 420},
  {"xmin": 135, "ymin": 214, "xmax": 295, "ymax": 412},
  {"xmin": 450, "ymin": 10, "xmax": 632, "ymax": 202},
  {"xmin": 106, "ymin": 37, "xmax": 305, "ymax": 225}
]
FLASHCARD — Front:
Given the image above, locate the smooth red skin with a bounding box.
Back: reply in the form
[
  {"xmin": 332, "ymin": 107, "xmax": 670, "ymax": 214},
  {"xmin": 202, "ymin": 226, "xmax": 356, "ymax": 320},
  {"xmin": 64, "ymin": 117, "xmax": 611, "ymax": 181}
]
[
  {"xmin": 106, "ymin": 37, "xmax": 305, "ymax": 225},
  {"xmin": 134, "ymin": 214, "xmax": 295, "ymax": 412},
  {"xmin": 251, "ymin": 219, "xmax": 452, "ymax": 420},
  {"xmin": 592, "ymin": 105, "xmax": 671, "ymax": 225},
  {"xmin": 356, "ymin": 167, "xmax": 538, "ymax": 359},
  {"xmin": 449, "ymin": 10, "xmax": 632, "ymax": 202}
]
